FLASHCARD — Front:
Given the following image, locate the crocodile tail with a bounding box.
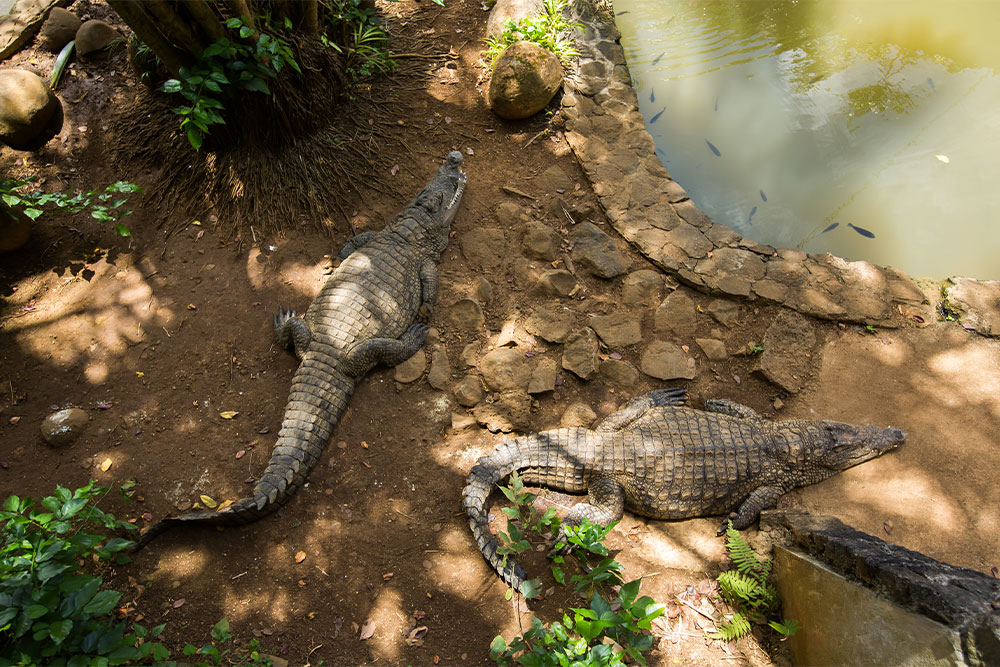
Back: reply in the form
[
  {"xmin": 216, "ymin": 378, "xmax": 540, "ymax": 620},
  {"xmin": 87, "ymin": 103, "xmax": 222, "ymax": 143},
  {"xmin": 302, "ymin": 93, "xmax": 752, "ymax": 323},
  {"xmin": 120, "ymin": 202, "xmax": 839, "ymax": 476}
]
[
  {"xmin": 462, "ymin": 429, "xmax": 589, "ymax": 590},
  {"xmin": 135, "ymin": 361, "xmax": 353, "ymax": 552}
]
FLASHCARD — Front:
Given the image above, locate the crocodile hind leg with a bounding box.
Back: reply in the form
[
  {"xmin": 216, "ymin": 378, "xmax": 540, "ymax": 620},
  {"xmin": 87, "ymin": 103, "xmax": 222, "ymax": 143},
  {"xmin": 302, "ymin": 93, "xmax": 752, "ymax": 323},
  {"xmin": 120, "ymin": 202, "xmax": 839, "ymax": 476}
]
[
  {"xmin": 274, "ymin": 307, "xmax": 312, "ymax": 360},
  {"xmin": 719, "ymin": 485, "xmax": 784, "ymax": 534},
  {"xmin": 416, "ymin": 259, "xmax": 439, "ymax": 322},
  {"xmin": 552, "ymin": 476, "xmax": 625, "ymax": 553},
  {"xmin": 341, "ymin": 323, "xmax": 429, "ymax": 377},
  {"xmin": 704, "ymin": 398, "xmax": 762, "ymax": 421},
  {"xmin": 596, "ymin": 387, "xmax": 688, "ymax": 432}
]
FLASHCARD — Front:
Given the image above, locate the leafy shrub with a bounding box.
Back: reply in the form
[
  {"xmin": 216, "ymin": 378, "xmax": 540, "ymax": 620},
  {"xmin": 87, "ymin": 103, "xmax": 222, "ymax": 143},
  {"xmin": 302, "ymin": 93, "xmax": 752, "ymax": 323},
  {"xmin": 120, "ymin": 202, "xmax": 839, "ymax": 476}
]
[
  {"xmin": 0, "ymin": 481, "xmax": 169, "ymax": 664},
  {"xmin": 483, "ymin": 0, "xmax": 582, "ymax": 68},
  {"xmin": 1, "ymin": 179, "xmax": 143, "ymax": 237}
]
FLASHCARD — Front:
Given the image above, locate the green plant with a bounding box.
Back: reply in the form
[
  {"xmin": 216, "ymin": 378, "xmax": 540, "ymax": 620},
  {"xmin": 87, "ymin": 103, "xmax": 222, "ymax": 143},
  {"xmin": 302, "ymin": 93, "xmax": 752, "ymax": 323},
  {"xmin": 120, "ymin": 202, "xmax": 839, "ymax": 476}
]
[
  {"xmin": 318, "ymin": 0, "xmax": 396, "ymax": 84},
  {"xmin": 161, "ymin": 17, "xmax": 301, "ymax": 150},
  {"xmin": 490, "ymin": 476, "xmax": 665, "ymax": 666},
  {"xmin": 182, "ymin": 617, "xmax": 273, "ymax": 666},
  {"xmin": 0, "ymin": 481, "xmax": 170, "ymax": 664},
  {"xmin": 1, "ymin": 179, "xmax": 143, "ymax": 237},
  {"xmin": 746, "ymin": 343, "xmax": 764, "ymax": 355},
  {"xmin": 483, "ymin": 0, "xmax": 582, "ymax": 68},
  {"xmin": 711, "ymin": 521, "xmax": 799, "ymax": 641}
]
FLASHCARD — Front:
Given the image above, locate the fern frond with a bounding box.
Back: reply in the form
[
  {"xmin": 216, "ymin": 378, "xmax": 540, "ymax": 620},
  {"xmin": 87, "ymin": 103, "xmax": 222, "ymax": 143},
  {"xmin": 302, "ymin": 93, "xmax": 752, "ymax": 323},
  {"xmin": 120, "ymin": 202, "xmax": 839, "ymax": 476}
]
[
  {"xmin": 709, "ymin": 613, "xmax": 752, "ymax": 641},
  {"xmin": 724, "ymin": 522, "xmax": 770, "ymax": 581}
]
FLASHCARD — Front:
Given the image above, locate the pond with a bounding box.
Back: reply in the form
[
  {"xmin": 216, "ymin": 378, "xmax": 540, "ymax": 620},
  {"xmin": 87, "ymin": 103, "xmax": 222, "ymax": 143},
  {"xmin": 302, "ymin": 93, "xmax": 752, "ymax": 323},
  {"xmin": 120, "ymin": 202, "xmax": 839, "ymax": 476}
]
[{"xmin": 612, "ymin": 0, "xmax": 1000, "ymax": 280}]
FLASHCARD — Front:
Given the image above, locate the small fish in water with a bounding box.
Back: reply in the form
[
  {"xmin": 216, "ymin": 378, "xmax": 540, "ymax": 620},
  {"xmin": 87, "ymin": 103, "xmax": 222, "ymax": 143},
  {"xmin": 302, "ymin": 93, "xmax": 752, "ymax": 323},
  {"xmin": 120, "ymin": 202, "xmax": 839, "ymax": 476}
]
[
  {"xmin": 649, "ymin": 107, "xmax": 666, "ymax": 123},
  {"xmin": 747, "ymin": 206, "xmax": 757, "ymax": 225},
  {"xmin": 760, "ymin": 189, "xmax": 767, "ymax": 202},
  {"xmin": 705, "ymin": 139, "xmax": 721, "ymax": 157},
  {"xmin": 821, "ymin": 222, "xmax": 839, "ymax": 234},
  {"xmin": 847, "ymin": 222, "xmax": 875, "ymax": 238},
  {"xmin": 714, "ymin": 96, "xmax": 718, "ymax": 112},
  {"xmin": 653, "ymin": 52, "xmax": 665, "ymax": 66},
  {"xmin": 617, "ymin": 10, "xmax": 630, "ymax": 15},
  {"xmin": 928, "ymin": 77, "xmax": 936, "ymax": 93},
  {"xmin": 650, "ymin": 89, "xmax": 655, "ymax": 103}
]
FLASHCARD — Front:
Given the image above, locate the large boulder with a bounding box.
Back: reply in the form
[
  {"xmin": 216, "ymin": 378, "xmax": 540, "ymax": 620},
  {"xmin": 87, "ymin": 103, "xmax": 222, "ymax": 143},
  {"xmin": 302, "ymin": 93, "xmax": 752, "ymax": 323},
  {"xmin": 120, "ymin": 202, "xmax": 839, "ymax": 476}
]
[
  {"xmin": 489, "ymin": 41, "xmax": 563, "ymax": 120},
  {"xmin": 75, "ymin": 19, "xmax": 120, "ymax": 61},
  {"xmin": 39, "ymin": 7, "xmax": 80, "ymax": 52},
  {"xmin": 0, "ymin": 69, "xmax": 58, "ymax": 147},
  {"xmin": 486, "ymin": 0, "xmax": 545, "ymax": 39}
]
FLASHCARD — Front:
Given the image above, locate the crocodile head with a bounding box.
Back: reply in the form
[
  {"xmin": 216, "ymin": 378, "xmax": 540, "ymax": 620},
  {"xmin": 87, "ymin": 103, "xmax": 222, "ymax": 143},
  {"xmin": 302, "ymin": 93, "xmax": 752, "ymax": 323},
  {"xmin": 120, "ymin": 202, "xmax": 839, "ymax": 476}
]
[
  {"xmin": 811, "ymin": 421, "xmax": 906, "ymax": 471},
  {"xmin": 409, "ymin": 151, "xmax": 466, "ymax": 250}
]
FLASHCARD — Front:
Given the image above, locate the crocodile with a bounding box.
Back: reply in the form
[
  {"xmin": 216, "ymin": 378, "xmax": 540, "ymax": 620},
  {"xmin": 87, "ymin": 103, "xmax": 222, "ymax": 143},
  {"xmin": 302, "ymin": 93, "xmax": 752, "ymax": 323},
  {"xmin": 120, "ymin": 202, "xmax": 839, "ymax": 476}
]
[
  {"xmin": 136, "ymin": 151, "xmax": 466, "ymax": 550},
  {"xmin": 463, "ymin": 388, "xmax": 905, "ymax": 588}
]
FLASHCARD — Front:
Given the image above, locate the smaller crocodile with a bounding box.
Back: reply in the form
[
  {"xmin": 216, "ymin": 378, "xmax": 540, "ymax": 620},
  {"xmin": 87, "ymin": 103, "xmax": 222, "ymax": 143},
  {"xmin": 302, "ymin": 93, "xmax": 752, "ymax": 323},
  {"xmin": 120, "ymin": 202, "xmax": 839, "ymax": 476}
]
[{"xmin": 463, "ymin": 388, "xmax": 905, "ymax": 588}]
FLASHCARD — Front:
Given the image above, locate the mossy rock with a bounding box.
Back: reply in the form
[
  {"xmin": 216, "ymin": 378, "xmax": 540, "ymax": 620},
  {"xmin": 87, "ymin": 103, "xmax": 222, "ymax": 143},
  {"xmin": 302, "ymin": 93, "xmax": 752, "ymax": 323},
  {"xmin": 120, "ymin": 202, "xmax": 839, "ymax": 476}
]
[{"xmin": 489, "ymin": 41, "xmax": 563, "ymax": 120}]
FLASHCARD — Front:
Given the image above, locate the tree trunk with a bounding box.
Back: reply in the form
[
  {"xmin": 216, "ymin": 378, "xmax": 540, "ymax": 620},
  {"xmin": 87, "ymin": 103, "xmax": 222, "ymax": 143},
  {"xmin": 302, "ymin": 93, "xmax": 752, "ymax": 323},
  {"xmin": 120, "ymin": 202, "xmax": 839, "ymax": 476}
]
[{"xmin": 106, "ymin": 0, "xmax": 190, "ymax": 75}]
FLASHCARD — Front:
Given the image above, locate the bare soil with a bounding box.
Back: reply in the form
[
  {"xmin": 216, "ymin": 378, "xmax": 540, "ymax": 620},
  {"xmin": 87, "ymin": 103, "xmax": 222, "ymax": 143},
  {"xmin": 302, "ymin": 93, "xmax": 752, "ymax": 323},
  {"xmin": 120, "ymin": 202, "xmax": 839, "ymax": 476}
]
[{"xmin": 2, "ymin": 1, "xmax": 999, "ymax": 665}]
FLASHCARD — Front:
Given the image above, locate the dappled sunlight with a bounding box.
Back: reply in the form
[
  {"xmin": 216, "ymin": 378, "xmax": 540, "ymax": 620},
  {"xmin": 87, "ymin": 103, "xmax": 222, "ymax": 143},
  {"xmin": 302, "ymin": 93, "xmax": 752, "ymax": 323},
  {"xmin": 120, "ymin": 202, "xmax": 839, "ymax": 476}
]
[
  {"xmin": 367, "ymin": 587, "xmax": 405, "ymax": 664},
  {"xmin": 245, "ymin": 246, "xmax": 326, "ymax": 295},
  {"xmin": 152, "ymin": 547, "xmax": 211, "ymax": 581},
  {"xmin": 638, "ymin": 521, "xmax": 722, "ymax": 572},
  {"xmin": 925, "ymin": 340, "xmax": 1000, "ymax": 413},
  {"xmin": 838, "ymin": 465, "xmax": 961, "ymax": 532}
]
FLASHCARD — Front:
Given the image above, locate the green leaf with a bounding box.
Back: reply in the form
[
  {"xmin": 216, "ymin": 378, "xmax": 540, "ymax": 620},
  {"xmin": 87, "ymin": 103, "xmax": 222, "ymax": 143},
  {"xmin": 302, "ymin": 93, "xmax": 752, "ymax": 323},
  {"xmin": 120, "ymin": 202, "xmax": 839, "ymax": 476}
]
[
  {"xmin": 210, "ymin": 616, "xmax": 231, "ymax": 641},
  {"xmin": 242, "ymin": 77, "xmax": 271, "ymax": 94},
  {"xmin": 240, "ymin": 26, "xmax": 253, "ymax": 39},
  {"xmin": 26, "ymin": 603, "xmax": 49, "ymax": 619},
  {"xmin": 619, "ymin": 578, "xmax": 641, "ymax": 608},
  {"xmin": 3, "ymin": 495, "xmax": 20, "ymax": 512},
  {"xmin": 186, "ymin": 126, "xmax": 204, "ymax": 151},
  {"xmin": 161, "ymin": 79, "xmax": 183, "ymax": 93},
  {"xmin": 49, "ymin": 618, "xmax": 73, "ymax": 644},
  {"xmin": 83, "ymin": 589, "xmax": 121, "ymax": 615},
  {"xmin": 225, "ymin": 17, "xmax": 242, "ymax": 29},
  {"xmin": 489, "ymin": 635, "xmax": 507, "ymax": 658},
  {"xmin": 519, "ymin": 578, "xmax": 542, "ymax": 599},
  {"xmin": 114, "ymin": 223, "xmax": 131, "ymax": 237}
]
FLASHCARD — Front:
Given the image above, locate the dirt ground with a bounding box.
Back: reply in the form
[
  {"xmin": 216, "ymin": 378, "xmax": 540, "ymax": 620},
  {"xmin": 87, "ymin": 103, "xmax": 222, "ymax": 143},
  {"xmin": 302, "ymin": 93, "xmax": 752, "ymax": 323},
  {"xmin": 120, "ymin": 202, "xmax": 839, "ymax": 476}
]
[{"xmin": 2, "ymin": 1, "xmax": 1000, "ymax": 665}]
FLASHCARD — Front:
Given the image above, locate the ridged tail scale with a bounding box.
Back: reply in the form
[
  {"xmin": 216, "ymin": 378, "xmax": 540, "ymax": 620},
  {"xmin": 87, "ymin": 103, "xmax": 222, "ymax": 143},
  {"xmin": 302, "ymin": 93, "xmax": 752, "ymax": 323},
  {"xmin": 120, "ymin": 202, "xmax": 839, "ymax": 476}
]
[{"xmin": 462, "ymin": 429, "xmax": 591, "ymax": 590}]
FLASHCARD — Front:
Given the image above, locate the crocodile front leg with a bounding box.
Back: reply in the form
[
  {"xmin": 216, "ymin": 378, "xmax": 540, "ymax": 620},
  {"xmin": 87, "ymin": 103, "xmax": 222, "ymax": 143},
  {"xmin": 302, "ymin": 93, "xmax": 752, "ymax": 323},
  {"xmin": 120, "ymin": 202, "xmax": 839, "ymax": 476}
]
[
  {"xmin": 596, "ymin": 387, "xmax": 688, "ymax": 432},
  {"xmin": 721, "ymin": 485, "xmax": 784, "ymax": 534},
  {"xmin": 417, "ymin": 259, "xmax": 439, "ymax": 322},
  {"xmin": 704, "ymin": 399, "xmax": 762, "ymax": 421},
  {"xmin": 274, "ymin": 307, "xmax": 312, "ymax": 360},
  {"xmin": 553, "ymin": 476, "xmax": 625, "ymax": 553},
  {"xmin": 341, "ymin": 323, "xmax": 429, "ymax": 377}
]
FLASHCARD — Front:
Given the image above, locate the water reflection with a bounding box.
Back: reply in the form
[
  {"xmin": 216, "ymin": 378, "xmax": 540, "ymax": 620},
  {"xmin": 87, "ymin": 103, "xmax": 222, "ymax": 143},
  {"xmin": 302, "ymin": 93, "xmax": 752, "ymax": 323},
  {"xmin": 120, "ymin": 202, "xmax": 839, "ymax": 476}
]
[{"xmin": 614, "ymin": 0, "xmax": 1000, "ymax": 279}]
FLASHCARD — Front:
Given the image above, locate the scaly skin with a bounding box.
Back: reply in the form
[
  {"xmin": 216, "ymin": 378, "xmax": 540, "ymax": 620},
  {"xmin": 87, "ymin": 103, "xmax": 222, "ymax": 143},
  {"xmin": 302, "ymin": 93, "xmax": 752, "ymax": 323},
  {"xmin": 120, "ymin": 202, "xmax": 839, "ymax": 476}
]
[
  {"xmin": 463, "ymin": 388, "xmax": 906, "ymax": 588},
  {"xmin": 136, "ymin": 152, "xmax": 466, "ymax": 550}
]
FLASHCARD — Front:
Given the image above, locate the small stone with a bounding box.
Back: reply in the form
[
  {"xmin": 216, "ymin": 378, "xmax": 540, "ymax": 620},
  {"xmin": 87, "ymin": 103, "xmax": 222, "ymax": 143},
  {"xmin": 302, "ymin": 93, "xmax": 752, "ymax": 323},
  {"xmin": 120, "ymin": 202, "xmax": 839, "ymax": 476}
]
[
  {"xmin": 622, "ymin": 270, "xmax": 664, "ymax": 308},
  {"xmin": 480, "ymin": 348, "xmax": 533, "ymax": 391},
  {"xmin": 489, "ymin": 41, "xmax": 564, "ymax": 120},
  {"xmin": 40, "ymin": 408, "xmax": 89, "ymax": 448},
  {"xmin": 472, "ymin": 277, "xmax": 493, "ymax": 304},
  {"xmin": 451, "ymin": 412, "xmax": 477, "ymax": 431},
  {"xmin": 427, "ymin": 346, "xmax": 451, "ymax": 390},
  {"xmin": 707, "ymin": 299, "xmax": 741, "ymax": 328},
  {"xmin": 773, "ymin": 398, "xmax": 784, "ymax": 410},
  {"xmin": 452, "ymin": 375, "xmax": 484, "ymax": 407},
  {"xmin": 0, "ymin": 70, "xmax": 58, "ymax": 147},
  {"xmin": 525, "ymin": 305, "xmax": 575, "ymax": 343},
  {"xmin": 695, "ymin": 338, "xmax": 728, "ymax": 361},
  {"xmin": 450, "ymin": 298, "xmax": 485, "ymax": 330},
  {"xmin": 535, "ymin": 270, "xmax": 578, "ymax": 297},
  {"xmin": 494, "ymin": 201, "xmax": 522, "ymax": 225},
  {"xmin": 570, "ymin": 222, "xmax": 630, "ymax": 279},
  {"xmin": 755, "ymin": 310, "xmax": 817, "ymax": 394},
  {"xmin": 394, "ymin": 349, "xmax": 426, "ymax": 383},
  {"xmin": 562, "ymin": 328, "xmax": 600, "ymax": 380},
  {"xmin": 561, "ymin": 402, "xmax": 597, "ymax": 428},
  {"xmin": 460, "ymin": 342, "xmax": 481, "ymax": 369},
  {"xmin": 654, "ymin": 291, "xmax": 696, "ymax": 339},
  {"xmin": 527, "ymin": 358, "xmax": 558, "ymax": 394},
  {"xmin": 599, "ymin": 359, "xmax": 639, "ymax": 389},
  {"xmin": 522, "ymin": 220, "xmax": 561, "ymax": 261},
  {"xmin": 588, "ymin": 313, "xmax": 642, "ymax": 348},
  {"xmin": 40, "ymin": 8, "xmax": 81, "ymax": 52},
  {"xmin": 76, "ymin": 20, "xmax": 122, "ymax": 61},
  {"xmin": 473, "ymin": 390, "xmax": 532, "ymax": 433},
  {"xmin": 535, "ymin": 165, "xmax": 573, "ymax": 193},
  {"xmin": 640, "ymin": 341, "xmax": 696, "ymax": 380},
  {"xmin": 460, "ymin": 228, "xmax": 505, "ymax": 269}
]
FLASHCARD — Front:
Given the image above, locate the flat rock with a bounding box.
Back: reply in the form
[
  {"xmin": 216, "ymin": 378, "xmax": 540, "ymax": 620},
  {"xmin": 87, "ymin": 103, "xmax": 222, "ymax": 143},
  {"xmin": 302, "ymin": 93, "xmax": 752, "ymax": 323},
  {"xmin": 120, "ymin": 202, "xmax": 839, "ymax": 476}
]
[
  {"xmin": 944, "ymin": 277, "xmax": 1000, "ymax": 337},
  {"xmin": 695, "ymin": 337, "xmax": 727, "ymax": 361},
  {"xmin": 0, "ymin": 0, "xmax": 63, "ymax": 60},
  {"xmin": 427, "ymin": 346, "xmax": 451, "ymax": 390},
  {"xmin": 489, "ymin": 41, "xmax": 563, "ymax": 120},
  {"xmin": 480, "ymin": 347, "xmax": 533, "ymax": 391},
  {"xmin": 39, "ymin": 6, "xmax": 78, "ymax": 51},
  {"xmin": 587, "ymin": 313, "xmax": 642, "ymax": 348},
  {"xmin": 452, "ymin": 374, "xmax": 484, "ymax": 407},
  {"xmin": 534, "ymin": 269, "xmax": 578, "ymax": 297},
  {"xmin": 474, "ymin": 390, "xmax": 532, "ymax": 433},
  {"xmin": 653, "ymin": 291, "xmax": 696, "ymax": 339},
  {"xmin": 561, "ymin": 402, "xmax": 597, "ymax": 428},
  {"xmin": 640, "ymin": 341, "xmax": 696, "ymax": 380},
  {"xmin": 706, "ymin": 299, "xmax": 741, "ymax": 328},
  {"xmin": 0, "ymin": 68, "xmax": 57, "ymax": 146},
  {"xmin": 536, "ymin": 165, "xmax": 573, "ymax": 193},
  {"xmin": 562, "ymin": 327, "xmax": 600, "ymax": 380},
  {"xmin": 473, "ymin": 277, "xmax": 493, "ymax": 304},
  {"xmin": 525, "ymin": 304, "xmax": 574, "ymax": 343},
  {"xmin": 451, "ymin": 412, "xmax": 478, "ymax": 431},
  {"xmin": 494, "ymin": 200, "xmax": 523, "ymax": 225},
  {"xmin": 522, "ymin": 220, "xmax": 561, "ymax": 261},
  {"xmin": 394, "ymin": 349, "xmax": 426, "ymax": 383},
  {"xmin": 460, "ymin": 342, "xmax": 481, "ymax": 369},
  {"xmin": 40, "ymin": 407, "xmax": 88, "ymax": 447},
  {"xmin": 450, "ymin": 298, "xmax": 485, "ymax": 330},
  {"xmin": 460, "ymin": 228, "xmax": 505, "ymax": 269},
  {"xmin": 75, "ymin": 19, "xmax": 120, "ymax": 60},
  {"xmin": 622, "ymin": 269, "xmax": 664, "ymax": 308},
  {"xmin": 599, "ymin": 359, "xmax": 639, "ymax": 389},
  {"xmin": 570, "ymin": 222, "xmax": 629, "ymax": 278},
  {"xmin": 756, "ymin": 309, "xmax": 816, "ymax": 393},
  {"xmin": 527, "ymin": 357, "xmax": 558, "ymax": 393}
]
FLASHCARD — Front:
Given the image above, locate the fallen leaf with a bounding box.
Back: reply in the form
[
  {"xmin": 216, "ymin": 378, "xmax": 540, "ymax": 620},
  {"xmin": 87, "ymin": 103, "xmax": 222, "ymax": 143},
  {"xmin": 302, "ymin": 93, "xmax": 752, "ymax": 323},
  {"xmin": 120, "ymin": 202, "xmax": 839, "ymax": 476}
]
[
  {"xmin": 359, "ymin": 619, "xmax": 376, "ymax": 640},
  {"xmin": 135, "ymin": 372, "xmax": 144, "ymax": 378},
  {"xmin": 235, "ymin": 449, "xmax": 246, "ymax": 459},
  {"xmin": 297, "ymin": 579, "xmax": 306, "ymax": 587},
  {"xmin": 390, "ymin": 164, "xmax": 399, "ymax": 176},
  {"xmin": 196, "ymin": 230, "xmax": 205, "ymax": 240},
  {"xmin": 383, "ymin": 572, "xmax": 394, "ymax": 581},
  {"xmin": 883, "ymin": 520, "xmax": 893, "ymax": 535},
  {"xmin": 96, "ymin": 401, "xmax": 112, "ymax": 409},
  {"xmin": 199, "ymin": 494, "xmax": 218, "ymax": 508},
  {"xmin": 187, "ymin": 304, "xmax": 197, "ymax": 310},
  {"xmin": 191, "ymin": 220, "xmax": 202, "ymax": 226},
  {"xmin": 172, "ymin": 598, "xmax": 186, "ymax": 608},
  {"xmin": 991, "ymin": 566, "xmax": 998, "ymax": 578},
  {"xmin": 362, "ymin": 461, "xmax": 371, "ymax": 469},
  {"xmin": 295, "ymin": 550, "xmax": 307, "ymax": 563},
  {"xmin": 405, "ymin": 625, "xmax": 428, "ymax": 646},
  {"xmin": 306, "ymin": 611, "xmax": 316, "ymax": 620},
  {"xmin": 141, "ymin": 512, "xmax": 152, "ymax": 522},
  {"xmin": 434, "ymin": 656, "xmax": 440, "ymax": 664},
  {"xmin": 100, "ymin": 458, "xmax": 112, "ymax": 472},
  {"xmin": 465, "ymin": 147, "xmax": 474, "ymax": 155},
  {"xmin": 361, "ymin": 441, "xmax": 369, "ymax": 449},
  {"xmin": 8, "ymin": 416, "xmax": 20, "ymax": 425},
  {"xmin": 217, "ymin": 500, "xmax": 233, "ymax": 511},
  {"xmin": 219, "ymin": 411, "xmax": 239, "ymax": 419}
]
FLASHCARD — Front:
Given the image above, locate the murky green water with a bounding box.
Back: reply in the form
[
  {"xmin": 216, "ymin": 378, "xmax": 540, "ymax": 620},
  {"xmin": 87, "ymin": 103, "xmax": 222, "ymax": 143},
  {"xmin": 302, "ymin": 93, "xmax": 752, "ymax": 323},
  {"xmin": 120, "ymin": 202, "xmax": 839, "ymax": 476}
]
[{"xmin": 613, "ymin": 0, "xmax": 1000, "ymax": 279}]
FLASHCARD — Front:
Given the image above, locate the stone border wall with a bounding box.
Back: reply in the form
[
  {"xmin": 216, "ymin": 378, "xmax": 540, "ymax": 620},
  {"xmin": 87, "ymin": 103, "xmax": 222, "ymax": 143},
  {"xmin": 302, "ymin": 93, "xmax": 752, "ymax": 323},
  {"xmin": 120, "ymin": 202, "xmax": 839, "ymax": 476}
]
[{"xmin": 558, "ymin": 0, "xmax": 933, "ymax": 327}]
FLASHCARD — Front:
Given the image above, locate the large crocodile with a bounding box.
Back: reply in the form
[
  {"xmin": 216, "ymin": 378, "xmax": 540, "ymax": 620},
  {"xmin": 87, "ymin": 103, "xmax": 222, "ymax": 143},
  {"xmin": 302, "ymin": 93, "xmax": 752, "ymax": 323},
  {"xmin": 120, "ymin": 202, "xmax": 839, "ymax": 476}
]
[
  {"xmin": 463, "ymin": 388, "xmax": 905, "ymax": 588},
  {"xmin": 136, "ymin": 151, "xmax": 466, "ymax": 550}
]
